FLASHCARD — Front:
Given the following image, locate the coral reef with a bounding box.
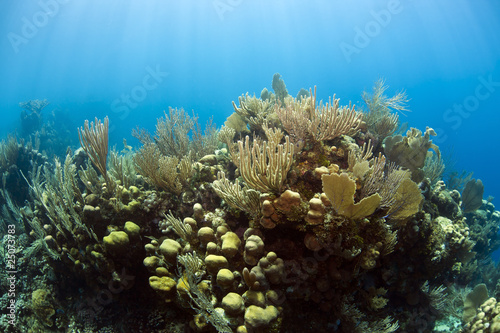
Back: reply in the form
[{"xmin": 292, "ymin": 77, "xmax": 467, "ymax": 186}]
[
  {"xmin": 18, "ymin": 99, "xmax": 75, "ymax": 159},
  {"xmin": 361, "ymin": 78, "xmax": 409, "ymax": 144},
  {"xmin": 1, "ymin": 77, "xmax": 499, "ymax": 333},
  {"xmin": 19, "ymin": 99, "xmax": 49, "ymax": 137},
  {"xmin": 272, "ymin": 73, "xmax": 289, "ymax": 104}
]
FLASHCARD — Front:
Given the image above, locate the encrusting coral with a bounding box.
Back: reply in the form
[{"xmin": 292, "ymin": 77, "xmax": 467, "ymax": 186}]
[{"xmin": 2, "ymin": 76, "xmax": 499, "ymax": 333}]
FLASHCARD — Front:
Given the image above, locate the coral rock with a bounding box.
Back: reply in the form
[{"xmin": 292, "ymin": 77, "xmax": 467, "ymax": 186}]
[
  {"xmin": 124, "ymin": 221, "xmax": 140, "ymax": 238},
  {"xmin": 143, "ymin": 256, "xmax": 161, "ymax": 272},
  {"xmin": 244, "ymin": 305, "xmax": 279, "ymax": 330},
  {"xmin": 216, "ymin": 268, "xmax": 235, "ymax": 289},
  {"xmin": 258, "ymin": 252, "xmax": 284, "ymax": 285},
  {"xmin": 221, "ymin": 292, "xmax": 245, "ymax": 316},
  {"xmin": 261, "ymin": 200, "xmax": 275, "ymax": 217},
  {"xmin": 243, "ymin": 289, "xmax": 267, "ymax": 307},
  {"xmin": 221, "ymin": 231, "xmax": 241, "ymax": 258},
  {"xmin": 314, "ymin": 166, "xmax": 330, "ymax": 179},
  {"xmin": 206, "ymin": 242, "xmax": 218, "ymax": 255},
  {"xmin": 149, "ymin": 276, "xmax": 177, "ymax": 302},
  {"xmin": 305, "ymin": 197, "xmax": 325, "ymax": 225},
  {"xmin": 244, "ymin": 235, "xmax": 265, "ymax": 265},
  {"xmin": 205, "ymin": 254, "xmax": 229, "ymax": 274},
  {"xmin": 159, "ymin": 239, "xmax": 182, "ymax": 263},
  {"xmin": 198, "ymin": 227, "xmax": 216, "ymax": 245},
  {"xmin": 274, "ymin": 190, "xmax": 301, "ymax": 213},
  {"xmin": 193, "ymin": 203, "xmax": 204, "ymax": 221},
  {"xmin": 103, "ymin": 231, "xmax": 129, "ymax": 252}
]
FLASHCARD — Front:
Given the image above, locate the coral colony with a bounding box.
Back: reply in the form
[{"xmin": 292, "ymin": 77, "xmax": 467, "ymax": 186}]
[{"xmin": 0, "ymin": 75, "xmax": 498, "ymax": 332}]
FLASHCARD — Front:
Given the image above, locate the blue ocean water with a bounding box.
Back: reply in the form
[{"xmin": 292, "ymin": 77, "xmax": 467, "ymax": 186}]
[
  {"xmin": 1, "ymin": 0, "xmax": 499, "ymax": 203},
  {"xmin": 1, "ymin": 1, "xmax": 500, "ymax": 331}
]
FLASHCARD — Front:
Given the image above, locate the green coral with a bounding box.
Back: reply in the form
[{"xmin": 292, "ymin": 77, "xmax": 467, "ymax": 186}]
[
  {"xmin": 124, "ymin": 221, "xmax": 141, "ymax": 237},
  {"xmin": 103, "ymin": 230, "xmax": 129, "ymax": 252}
]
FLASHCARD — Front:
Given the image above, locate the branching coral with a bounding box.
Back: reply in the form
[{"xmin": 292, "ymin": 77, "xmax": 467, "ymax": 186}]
[
  {"xmin": 26, "ymin": 154, "xmax": 95, "ymax": 242},
  {"xmin": 275, "ymin": 87, "xmax": 363, "ymax": 145},
  {"xmin": 234, "ymin": 134, "xmax": 294, "ymax": 194},
  {"xmin": 231, "ymin": 93, "xmax": 277, "ymax": 135},
  {"xmin": 163, "ymin": 211, "xmax": 193, "ymax": 242},
  {"xmin": 134, "ymin": 107, "xmax": 218, "ymax": 160},
  {"xmin": 212, "ymin": 171, "xmax": 262, "ymax": 218},
  {"xmin": 78, "ymin": 117, "xmax": 111, "ymax": 187},
  {"xmin": 154, "ymin": 107, "xmax": 193, "ymax": 158},
  {"xmin": 362, "ymin": 78, "xmax": 408, "ymax": 140},
  {"xmin": 309, "ymin": 92, "xmax": 362, "ymax": 142},
  {"xmin": 22, "ymin": 153, "xmax": 101, "ymax": 265},
  {"xmin": 134, "ymin": 143, "xmax": 192, "ymax": 194},
  {"xmin": 361, "ymin": 153, "xmax": 411, "ymax": 208},
  {"xmin": 108, "ymin": 148, "xmax": 137, "ymax": 189},
  {"xmin": 217, "ymin": 126, "xmax": 237, "ymax": 157},
  {"xmin": 177, "ymin": 252, "xmax": 233, "ymax": 333},
  {"xmin": 274, "ymin": 93, "xmax": 311, "ymax": 144},
  {"xmin": 423, "ymin": 151, "xmax": 445, "ymax": 185},
  {"xmin": 0, "ymin": 135, "xmax": 20, "ymax": 171},
  {"xmin": 348, "ymin": 139, "xmax": 374, "ymax": 172}
]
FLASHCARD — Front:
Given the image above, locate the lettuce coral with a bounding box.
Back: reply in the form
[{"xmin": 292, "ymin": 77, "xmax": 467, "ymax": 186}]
[{"xmin": 322, "ymin": 172, "xmax": 381, "ymax": 220}]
